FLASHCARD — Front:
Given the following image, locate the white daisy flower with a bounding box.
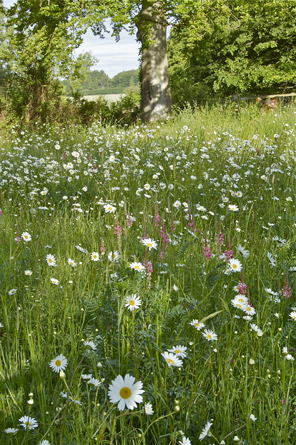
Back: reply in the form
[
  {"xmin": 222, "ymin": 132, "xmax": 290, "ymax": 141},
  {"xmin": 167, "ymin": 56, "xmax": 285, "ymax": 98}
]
[
  {"xmin": 88, "ymin": 378, "xmax": 101, "ymax": 387},
  {"xmin": 237, "ymin": 244, "xmax": 249, "ymax": 258},
  {"xmin": 228, "ymin": 204, "xmax": 239, "ymax": 211},
  {"xmin": 19, "ymin": 416, "xmax": 38, "ymax": 430},
  {"xmin": 130, "ymin": 262, "xmax": 145, "ymax": 272},
  {"xmin": 250, "ymin": 414, "xmax": 257, "ymax": 421},
  {"xmin": 4, "ymin": 428, "xmax": 19, "ymax": 434},
  {"xmin": 67, "ymin": 258, "xmax": 77, "ymax": 267},
  {"xmin": 161, "ymin": 352, "xmax": 183, "ymax": 367},
  {"xmin": 75, "ymin": 245, "xmax": 88, "ymax": 254},
  {"xmin": 21, "ymin": 232, "xmax": 32, "ymax": 242},
  {"xmin": 289, "ymin": 311, "xmax": 296, "ymax": 321},
  {"xmin": 141, "ymin": 238, "xmax": 158, "ymax": 250},
  {"xmin": 8, "ymin": 289, "xmax": 17, "ymax": 295},
  {"xmin": 125, "ymin": 295, "xmax": 142, "ymax": 311},
  {"xmin": 108, "ymin": 251, "xmax": 120, "ymax": 262},
  {"xmin": 25, "ymin": 270, "xmax": 32, "ymax": 275},
  {"xmin": 50, "ymin": 278, "xmax": 59, "ymax": 285},
  {"xmin": 108, "ymin": 374, "xmax": 144, "ymax": 411},
  {"xmin": 46, "ymin": 254, "xmax": 56, "ymax": 266},
  {"xmin": 91, "ymin": 252, "xmax": 99, "ymax": 261},
  {"xmin": 49, "ymin": 354, "xmax": 68, "ymax": 373},
  {"xmin": 245, "ymin": 305, "xmax": 256, "ymax": 316},
  {"xmin": 168, "ymin": 345, "xmax": 187, "ymax": 358},
  {"xmin": 228, "ymin": 258, "xmax": 242, "ymax": 272},
  {"xmin": 199, "ymin": 421, "xmax": 213, "ymax": 440},
  {"xmin": 202, "ymin": 329, "xmax": 218, "ymax": 341},
  {"xmin": 143, "ymin": 402, "xmax": 154, "ymax": 415},
  {"xmin": 179, "ymin": 437, "xmax": 191, "ymax": 445},
  {"xmin": 190, "ymin": 319, "xmax": 205, "ymax": 330},
  {"xmin": 104, "ymin": 204, "xmax": 116, "ymax": 213},
  {"xmin": 84, "ymin": 340, "xmax": 97, "ymax": 350}
]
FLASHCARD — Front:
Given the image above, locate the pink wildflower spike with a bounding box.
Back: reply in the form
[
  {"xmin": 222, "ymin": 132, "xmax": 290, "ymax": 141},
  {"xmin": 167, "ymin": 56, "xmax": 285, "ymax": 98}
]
[
  {"xmin": 282, "ymin": 275, "xmax": 291, "ymax": 299},
  {"xmin": 224, "ymin": 249, "xmax": 233, "ymax": 261}
]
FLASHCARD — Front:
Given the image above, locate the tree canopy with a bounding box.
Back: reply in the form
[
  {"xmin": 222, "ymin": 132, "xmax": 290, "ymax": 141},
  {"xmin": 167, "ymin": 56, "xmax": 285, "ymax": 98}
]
[{"xmin": 168, "ymin": 0, "xmax": 296, "ymax": 105}]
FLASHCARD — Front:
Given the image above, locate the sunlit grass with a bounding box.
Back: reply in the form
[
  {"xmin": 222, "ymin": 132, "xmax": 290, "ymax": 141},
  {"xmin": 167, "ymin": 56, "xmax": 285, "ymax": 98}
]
[{"xmin": 1, "ymin": 103, "xmax": 296, "ymax": 444}]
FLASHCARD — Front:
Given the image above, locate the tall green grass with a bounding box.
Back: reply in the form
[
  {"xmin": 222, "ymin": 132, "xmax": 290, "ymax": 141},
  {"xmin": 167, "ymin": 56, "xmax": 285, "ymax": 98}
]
[{"xmin": 0, "ymin": 103, "xmax": 296, "ymax": 444}]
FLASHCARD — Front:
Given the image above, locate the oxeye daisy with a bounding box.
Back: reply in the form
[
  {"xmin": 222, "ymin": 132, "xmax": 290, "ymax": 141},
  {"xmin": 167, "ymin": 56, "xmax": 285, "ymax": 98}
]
[
  {"xmin": 168, "ymin": 345, "xmax": 187, "ymax": 358},
  {"xmin": 67, "ymin": 258, "xmax": 77, "ymax": 267},
  {"xmin": 84, "ymin": 340, "xmax": 97, "ymax": 350},
  {"xmin": 125, "ymin": 295, "xmax": 142, "ymax": 311},
  {"xmin": 4, "ymin": 428, "xmax": 19, "ymax": 434},
  {"xmin": 202, "ymin": 329, "xmax": 218, "ymax": 341},
  {"xmin": 104, "ymin": 204, "xmax": 116, "ymax": 213},
  {"xmin": 228, "ymin": 204, "xmax": 239, "ymax": 211},
  {"xmin": 228, "ymin": 258, "xmax": 242, "ymax": 272},
  {"xmin": 143, "ymin": 402, "xmax": 154, "ymax": 415},
  {"xmin": 46, "ymin": 254, "xmax": 56, "ymax": 266},
  {"xmin": 161, "ymin": 352, "xmax": 183, "ymax": 367},
  {"xmin": 190, "ymin": 319, "xmax": 205, "ymax": 330},
  {"xmin": 108, "ymin": 251, "xmax": 120, "ymax": 262},
  {"xmin": 25, "ymin": 270, "xmax": 32, "ymax": 276},
  {"xmin": 289, "ymin": 311, "xmax": 296, "ymax": 321},
  {"xmin": 50, "ymin": 278, "xmax": 59, "ymax": 285},
  {"xmin": 88, "ymin": 378, "xmax": 101, "ymax": 387},
  {"xmin": 49, "ymin": 354, "xmax": 68, "ymax": 373},
  {"xmin": 91, "ymin": 252, "xmax": 99, "ymax": 261},
  {"xmin": 179, "ymin": 437, "xmax": 192, "ymax": 445},
  {"xmin": 130, "ymin": 262, "xmax": 145, "ymax": 272},
  {"xmin": 21, "ymin": 232, "xmax": 31, "ymax": 242},
  {"xmin": 19, "ymin": 415, "xmax": 38, "ymax": 430},
  {"xmin": 199, "ymin": 421, "xmax": 213, "ymax": 440},
  {"xmin": 141, "ymin": 238, "xmax": 158, "ymax": 250},
  {"xmin": 245, "ymin": 305, "xmax": 256, "ymax": 316},
  {"xmin": 108, "ymin": 374, "xmax": 144, "ymax": 411}
]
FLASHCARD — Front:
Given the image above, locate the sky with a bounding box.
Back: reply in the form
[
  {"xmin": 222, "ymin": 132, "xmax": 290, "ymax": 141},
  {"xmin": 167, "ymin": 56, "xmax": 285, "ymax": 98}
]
[{"xmin": 2, "ymin": 0, "xmax": 141, "ymax": 78}]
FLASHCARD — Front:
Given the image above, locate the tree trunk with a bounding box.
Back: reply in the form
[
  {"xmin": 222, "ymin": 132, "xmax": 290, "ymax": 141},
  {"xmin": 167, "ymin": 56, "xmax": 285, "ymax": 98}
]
[{"xmin": 136, "ymin": 1, "xmax": 171, "ymax": 122}]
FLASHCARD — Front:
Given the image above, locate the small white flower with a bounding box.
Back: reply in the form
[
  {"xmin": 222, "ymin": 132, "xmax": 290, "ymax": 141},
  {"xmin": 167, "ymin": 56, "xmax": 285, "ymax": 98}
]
[
  {"xmin": 91, "ymin": 252, "xmax": 99, "ymax": 261},
  {"xmin": 143, "ymin": 402, "xmax": 154, "ymax": 415},
  {"xmin": 21, "ymin": 232, "xmax": 32, "ymax": 242}
]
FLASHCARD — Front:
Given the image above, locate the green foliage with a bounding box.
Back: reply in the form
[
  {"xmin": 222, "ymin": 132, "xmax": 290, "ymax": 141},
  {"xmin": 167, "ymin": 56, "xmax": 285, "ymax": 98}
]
[
  {"xmin": 2, "ymin": 107, "xmax": 296, "ymax": 442},
  {"xmin": 168, "ymin": 0, "xmax": 296, "ymax": 106},
  {"xmin": 68, "ymin": 91, "xmax": 140, "ymax": 126}
]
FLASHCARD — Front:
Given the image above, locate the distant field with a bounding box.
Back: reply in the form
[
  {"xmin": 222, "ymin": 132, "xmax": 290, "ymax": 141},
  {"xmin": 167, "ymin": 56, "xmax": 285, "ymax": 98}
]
[{"xmin": 83, "ymin": 93, "xmax": 125, "ymax": 103}]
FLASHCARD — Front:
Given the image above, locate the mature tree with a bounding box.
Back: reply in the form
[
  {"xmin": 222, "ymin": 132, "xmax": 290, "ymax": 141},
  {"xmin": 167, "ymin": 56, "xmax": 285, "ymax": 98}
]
[
  {"xmin": 5, "ymin": 0, "xmax": 207, "ymax": 121},
  {"xmin": 90, "ymin": 0, "xmax": 200, "ymax": 121},
  {"xmin": 168, "ymin": 0, "xmax": 296, "ymax": 102}
]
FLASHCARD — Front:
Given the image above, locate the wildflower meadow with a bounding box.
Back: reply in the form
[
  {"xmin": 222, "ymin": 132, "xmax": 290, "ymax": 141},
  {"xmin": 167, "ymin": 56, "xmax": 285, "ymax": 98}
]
[{"xmin": 1, "ymin": 104, "xmax": 296, "ymax": 444}]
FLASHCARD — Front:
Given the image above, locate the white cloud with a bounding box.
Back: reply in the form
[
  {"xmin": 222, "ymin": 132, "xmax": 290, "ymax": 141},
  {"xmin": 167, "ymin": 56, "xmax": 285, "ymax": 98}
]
[{"xmin": 76, "ymin": 29, "xmax": 140, "ymax": 77}]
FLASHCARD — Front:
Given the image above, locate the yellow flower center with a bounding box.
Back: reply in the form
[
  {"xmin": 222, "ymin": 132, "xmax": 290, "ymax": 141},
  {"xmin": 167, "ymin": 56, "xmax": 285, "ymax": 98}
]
[
  {"xmin": 207, "ymin": 335, "xmax": 212, "ymax": 339},
  {"xmin": 194, "ymin": 323, "xmax": 200, "ymax": 327},
  {"xmin": 174, "ymin": 350, "xmax": 181, "ymax": 353},
  {"xmin": 120, "ymin": 387, "xmax": 132, "ymax": 399},
  {"xmin": 49, "ymin": 259, "xmax": 52, "ymax": 263},
  {"xmin": 134, "ymin": 266, "xmax": 140, "ymax": 270},
  {"xmin": 55, "ymin": 360, "xmax": 61, "ymax": 366},
  {"xmin": 147, "ymin": 243, "xmax": 152, "ymax": 247},
  {"xmin": 232, "ymin": 264, "xmax": 237, "ymax": 269},
  {"xmin": 25, "ymin": 422, "xmax": 31, "ymax": 426},
  {"xmin": 167, "ymin": 359, "xmax": 175, "ymax": 365},
  {"xmin": 246, "ymin": 307, "xmax": 251, "ymax": 311},
  {"xmin": 129, "ymin": 300, "xmax": 135, "ymax": 306}
]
